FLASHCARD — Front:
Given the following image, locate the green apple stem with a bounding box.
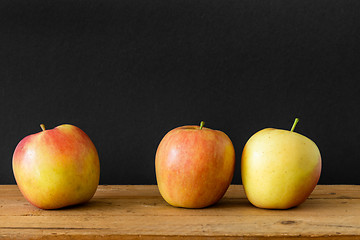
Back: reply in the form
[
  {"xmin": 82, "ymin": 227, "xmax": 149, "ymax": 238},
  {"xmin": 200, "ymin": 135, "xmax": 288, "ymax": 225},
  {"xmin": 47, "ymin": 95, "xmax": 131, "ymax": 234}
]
[
  {"xmin": 40, "ymin": 124, "xmax": 46, "ymax": 131},
  {"xmin": 199, "ymin": 121, "xmax": 205, "ymax": 130},
  {"xmin": 290, "ymin": 118, "xmax": 299, "ymax": 132}
]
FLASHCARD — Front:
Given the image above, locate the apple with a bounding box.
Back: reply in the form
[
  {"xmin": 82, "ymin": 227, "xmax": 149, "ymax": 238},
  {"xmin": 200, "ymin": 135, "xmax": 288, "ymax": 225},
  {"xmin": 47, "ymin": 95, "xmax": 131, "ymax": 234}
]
[
  {"xmin": 155, "ymin": 121, "xmax": 235, "ymax": 208},
  {"xmin": 241, "ymin": 118, "xmax": 321, "ymax": 209},
  {"xmin": 12, "ymin": 124, "xmax": 100, "ymax": 209}
]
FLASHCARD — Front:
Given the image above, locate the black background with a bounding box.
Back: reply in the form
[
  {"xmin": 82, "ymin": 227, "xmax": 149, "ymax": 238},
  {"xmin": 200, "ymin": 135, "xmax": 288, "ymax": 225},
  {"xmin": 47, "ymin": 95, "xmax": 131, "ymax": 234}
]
[{"xmin": 1, "ymin": 0, "xmax": 359, "ymax": 185}]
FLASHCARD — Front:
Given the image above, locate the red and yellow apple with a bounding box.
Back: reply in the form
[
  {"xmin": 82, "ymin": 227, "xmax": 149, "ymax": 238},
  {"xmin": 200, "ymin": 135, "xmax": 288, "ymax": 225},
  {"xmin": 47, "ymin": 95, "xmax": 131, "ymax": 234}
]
[
  {"xmin": 155, "ymin": 121, "xmax": 235, "ymax": 208},
  {"xmin": 12, "ymin": 124, "xmax": 100, "ymax": 209},
  {"xmin": 241, "ymin": 118, "xmax": 321, "ymax": 209}
]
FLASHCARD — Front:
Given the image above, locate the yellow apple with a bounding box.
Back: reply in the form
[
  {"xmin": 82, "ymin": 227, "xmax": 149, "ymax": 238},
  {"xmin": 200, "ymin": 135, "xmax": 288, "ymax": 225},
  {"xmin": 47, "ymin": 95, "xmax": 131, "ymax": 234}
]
[{"xmin": 241, "ymin": 118, "xmax": 321, "ymax": 209}]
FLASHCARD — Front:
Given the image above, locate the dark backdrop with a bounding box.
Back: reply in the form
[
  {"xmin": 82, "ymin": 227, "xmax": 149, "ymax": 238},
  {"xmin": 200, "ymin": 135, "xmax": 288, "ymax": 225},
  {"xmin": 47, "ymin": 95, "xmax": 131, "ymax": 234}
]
[{"xmin": 1, "ymin": 0, "xmax": 359, "ymax": 185}]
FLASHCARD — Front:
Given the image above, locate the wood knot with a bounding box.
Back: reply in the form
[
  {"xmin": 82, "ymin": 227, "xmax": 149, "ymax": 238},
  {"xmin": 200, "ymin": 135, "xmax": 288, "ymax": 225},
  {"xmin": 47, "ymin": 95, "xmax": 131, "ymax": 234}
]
[{"xmin": 281, "ymin": 220, "xmax": 296, "ymax": 225}]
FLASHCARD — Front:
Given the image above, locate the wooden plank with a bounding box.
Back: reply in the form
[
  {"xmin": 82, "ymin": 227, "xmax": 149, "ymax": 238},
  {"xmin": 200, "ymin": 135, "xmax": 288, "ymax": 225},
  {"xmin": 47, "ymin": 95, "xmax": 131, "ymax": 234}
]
[
  {"xmin": 1, "ymin": 196, "xmax": 360, "ymax": 217},
  {"xmin": 2, "ymin": 185, "xmax": 360, "ymax": 199},
  {"xmin": 92, "ymin": 184, "xmax": 360, "ymax": 199},
  {"xmin": 0, "ymin": 215, "xmax": 359, "ymax": 239},
  {"xmin": 0, "ymin": 185, "xmax": 360, "ymax": 239}
]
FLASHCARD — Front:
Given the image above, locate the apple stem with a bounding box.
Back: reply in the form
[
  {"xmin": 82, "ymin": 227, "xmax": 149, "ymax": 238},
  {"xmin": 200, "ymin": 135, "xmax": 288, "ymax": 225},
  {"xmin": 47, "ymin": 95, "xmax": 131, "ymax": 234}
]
[
  {"xmin": 199, "ymin": 121, "xmax": 205, "ymax": 130},
  {"xmin": 290, "ymin": 118, "xmax": 299, "ymax": 132},
  {"xmin": 40, "ymin": 124, "xmax": 46, "ymax": 131}
]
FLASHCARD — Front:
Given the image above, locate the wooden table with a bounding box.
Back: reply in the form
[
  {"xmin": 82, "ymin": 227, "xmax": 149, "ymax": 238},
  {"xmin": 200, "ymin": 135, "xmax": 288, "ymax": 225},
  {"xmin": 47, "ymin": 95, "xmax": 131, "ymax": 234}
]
[{"xmin": 0, "ymin": 185, "xmax": 359, "ymax": 239}]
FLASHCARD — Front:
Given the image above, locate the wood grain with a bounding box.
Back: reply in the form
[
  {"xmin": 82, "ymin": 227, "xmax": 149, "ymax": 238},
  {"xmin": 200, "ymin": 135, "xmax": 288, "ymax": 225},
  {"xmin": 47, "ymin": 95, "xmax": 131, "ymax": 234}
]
[{"xmin": 0, "ymin": 185, "xmax": 359, "ymax": 239}]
